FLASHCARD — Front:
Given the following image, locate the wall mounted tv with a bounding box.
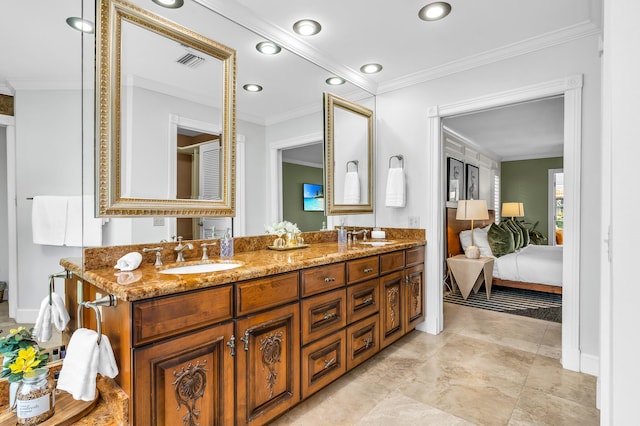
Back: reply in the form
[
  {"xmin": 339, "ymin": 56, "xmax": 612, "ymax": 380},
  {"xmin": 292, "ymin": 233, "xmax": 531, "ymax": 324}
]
[{"xmin": 303, "ymin": 183, "xmax": 324, "ymax": 212}]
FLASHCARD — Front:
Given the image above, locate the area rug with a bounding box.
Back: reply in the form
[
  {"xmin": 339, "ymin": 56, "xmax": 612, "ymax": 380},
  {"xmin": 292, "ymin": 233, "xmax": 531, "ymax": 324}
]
[{"xmin": 444, "ymin": 286, "xmax": 562, "ymax": 323}]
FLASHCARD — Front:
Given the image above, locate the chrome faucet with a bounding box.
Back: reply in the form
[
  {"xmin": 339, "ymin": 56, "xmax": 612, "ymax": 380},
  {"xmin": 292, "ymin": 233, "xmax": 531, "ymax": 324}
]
[
  {"xmin": 142, "ymin": 247, "xmax": 163, "ymax": 266},
  {"xmin": 201, "ymin": 242, "xmax": 217, "ymax": 261},
  {"xmin": 174, "ymin": 236, "xmax": 194, "ymax": 262},
  {"xmin": 350, "ymin": 229, "xmax": 369, "ymax": 241}
]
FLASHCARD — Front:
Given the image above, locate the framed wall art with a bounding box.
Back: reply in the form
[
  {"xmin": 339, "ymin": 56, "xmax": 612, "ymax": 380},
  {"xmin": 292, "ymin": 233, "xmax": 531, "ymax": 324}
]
[
  {"xmin": 466, "ymin": 164, "xmax": 480, "ymax": 200},
  {"xmin": 447, "ymin": 157, "xmax": 464, "ymax": 201}
]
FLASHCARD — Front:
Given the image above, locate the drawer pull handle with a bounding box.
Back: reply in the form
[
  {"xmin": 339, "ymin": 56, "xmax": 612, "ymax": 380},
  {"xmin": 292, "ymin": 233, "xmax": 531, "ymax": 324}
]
[
  {"xmin": 363, "ymin": 268, "xmax": 374, "ymax": 273},
  {"xmin": 362, "ymin": 334, "xmax": 372, "ymax": 349},
  {"xmin": 323, "ymin": 358, "xmax": 336, "ymax": 369},
  {"xmin": 323, "ymin": 312, "xmax": 337, "ymax": 320},
  {"xmin": 226, "ymin": 335, "xmax": 236, "ymax": 357},
  {"xmin": 240, "ymin": 330, "xmax": 251, "ymax": 351},
  {"xmin": 362, "ymin": 297, "xmax": 374, "ymax": 305},
  {"xmin": 324, "ymin": 277, "xmax": 336, "ymax": 283}
]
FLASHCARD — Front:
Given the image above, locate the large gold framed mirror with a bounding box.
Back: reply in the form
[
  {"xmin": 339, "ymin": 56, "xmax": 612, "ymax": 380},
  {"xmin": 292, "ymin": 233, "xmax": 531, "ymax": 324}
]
[
  {"xmin": 324, "ymin": 93, "xmax": 374, "ymax": 215},
  {"xmin": 96, "ymin": 0, "xmax": 236, "ymax": 217}
]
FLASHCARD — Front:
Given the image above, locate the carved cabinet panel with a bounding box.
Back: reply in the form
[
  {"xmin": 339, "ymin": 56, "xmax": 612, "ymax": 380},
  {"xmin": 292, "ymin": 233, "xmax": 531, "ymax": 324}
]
[
  {"xmin": 236, "ymin": 303, "xmax": 300, "ymax": 425},
  {"xmin": 133, "ymin": 321, "xmax": 234, "ymax": 425},
  {"xmin": 404, "ymin": 263, "xmax": 425, "ymax": 332},
  {"xmin": 379, "ymin": 270, "xmax": 405, "ymax": 349}
]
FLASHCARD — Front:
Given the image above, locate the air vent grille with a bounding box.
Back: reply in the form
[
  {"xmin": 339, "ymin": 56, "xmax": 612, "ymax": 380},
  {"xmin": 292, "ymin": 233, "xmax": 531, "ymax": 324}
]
[{"xmin": 176, "ymin": 52, "xmax": 205, "ymax": 68}]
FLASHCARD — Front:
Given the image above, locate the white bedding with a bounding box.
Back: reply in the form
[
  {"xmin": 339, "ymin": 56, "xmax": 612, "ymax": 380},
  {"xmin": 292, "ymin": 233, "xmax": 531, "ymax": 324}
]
[{"xmin": 493, "ymin": 245, "xmax": 563, "ymax": 287}]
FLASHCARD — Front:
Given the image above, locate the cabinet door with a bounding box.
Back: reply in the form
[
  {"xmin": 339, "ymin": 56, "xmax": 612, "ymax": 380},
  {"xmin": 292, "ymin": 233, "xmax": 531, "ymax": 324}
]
[
  {"xmin": 379, "ymin": 271, "xmax": 405, "ymax": 349},
  {"xmin": 236, "ymin": 303, "xmax": 300, "ymax": 426},
  {"xmin": 301, "ymin": 288, "xmax": 347, "ymax": 345},
  {"xmin": 133, "ymin": 322, "xmax": 234, "ymax": 426},
  {"xmin": 346, "ymin": 278, "xmax": 379, "ymax": 324},
  {"xmin": 404, "ymin": 263, "xmax": 425, "ymax": 331},
  {"xmin": 301, "ymin": 330, "xmax": 346, "ymax": 399},
  {"xmin": 346, "ymin": 314, "xmax": 379, "ymax": 370}
]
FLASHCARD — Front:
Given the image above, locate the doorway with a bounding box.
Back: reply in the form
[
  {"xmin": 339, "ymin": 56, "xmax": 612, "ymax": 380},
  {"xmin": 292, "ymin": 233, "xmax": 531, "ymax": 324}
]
[{"xmin": 426, "ymin": 75, "xmax": 583, "ymax": 371}]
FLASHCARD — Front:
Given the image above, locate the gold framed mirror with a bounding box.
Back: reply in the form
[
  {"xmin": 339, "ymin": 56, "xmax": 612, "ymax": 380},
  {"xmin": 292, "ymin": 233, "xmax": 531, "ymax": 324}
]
[
  {"xmin": 324, "ymin": 93, "xmax": 374, "ymax": 215},
  {"xmin": 96, "ymin": 0, "xmax": 236, "ymax": 217}
]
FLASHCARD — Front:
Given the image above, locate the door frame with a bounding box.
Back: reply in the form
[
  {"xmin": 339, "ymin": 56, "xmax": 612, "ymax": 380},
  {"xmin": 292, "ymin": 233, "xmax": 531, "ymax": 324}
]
[
  {"xmin": 548, "ymin": 168, "xmax": 564, "ymax": 245},
  {"xmin": 0, "ymin": 114, "xmax": 17, "ymax": 318},
  {"xmin": 425, "ymin": 74, "xmax": 583, "ymax": 371}
]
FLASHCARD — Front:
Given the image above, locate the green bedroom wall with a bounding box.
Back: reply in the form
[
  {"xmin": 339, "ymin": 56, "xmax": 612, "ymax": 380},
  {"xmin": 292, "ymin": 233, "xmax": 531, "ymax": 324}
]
[
  {"xmin": 501, "ymin": 157, "xmax": 563, "ymax": 244},
  {"xmin": 282, "ymin": 162, "xmax": 325, "ymax": 232}
]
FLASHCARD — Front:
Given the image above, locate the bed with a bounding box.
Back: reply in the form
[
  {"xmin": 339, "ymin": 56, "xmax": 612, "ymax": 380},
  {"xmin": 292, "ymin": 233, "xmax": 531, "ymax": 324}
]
[{"xmin": 446, "ymin": 207, "xmax": 562, "ymax": 294}]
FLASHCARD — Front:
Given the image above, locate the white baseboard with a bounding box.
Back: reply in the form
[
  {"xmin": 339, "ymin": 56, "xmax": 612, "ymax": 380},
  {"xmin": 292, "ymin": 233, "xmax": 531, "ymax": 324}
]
[{"xmin": 581, "ymin": 352, "xmax": 600, "ymax": 377}]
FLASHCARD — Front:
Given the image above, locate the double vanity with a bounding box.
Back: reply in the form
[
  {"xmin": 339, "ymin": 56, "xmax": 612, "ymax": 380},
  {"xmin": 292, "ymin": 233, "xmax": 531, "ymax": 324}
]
[{"xmin": 60, "ymin": 229, "xmax": 425, "ymax": 425}]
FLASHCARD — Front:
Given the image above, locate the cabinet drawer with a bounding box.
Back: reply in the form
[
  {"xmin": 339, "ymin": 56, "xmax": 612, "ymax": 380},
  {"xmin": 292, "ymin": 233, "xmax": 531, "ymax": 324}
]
[
  {"xmin": 301, "ymin": 263, "xmax": 345, "ymax": 297},
  {"xmin": 301, "ymin": 289, "xmax": 347, "ymax": 345},
  {"xmin": 301, "ymin": 330, "xmax": 346, "ymax": 399},
  {"xmin": 346, "ymin": 278, "xmax": 379, "ymax": 324},
  {"xmin": 346, "ymin": 315, "xmax": 379, "ymax": 370},
  {"xmin": 406, "ymin": 246, "xmax": 425, "ymax": 267},
  {"xmin": 236, "ymin": 272, "xmax": 299, "ymax": 316},
  {"xmin": 380, "ymin": 251, "xmax": 405, "ymax": 274},
  {"xmin": 133, "ymin": 285, "xmax": 233, "ymax": 346},
  {"xmin": 346, "ymin": 256, "xmax": 379, "ymax": 284}
]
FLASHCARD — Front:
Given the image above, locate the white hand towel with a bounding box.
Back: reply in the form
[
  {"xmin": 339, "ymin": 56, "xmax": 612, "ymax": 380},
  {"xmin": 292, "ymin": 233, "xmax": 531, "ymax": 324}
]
[
  {"xmin": 343, "ymin": 171, "xmax": 361, "ymax": 204},
  {"xmin": 114, "ymin": 252, "xmax": 142, "ymax": 271},
  {"xmin": 98, "ymin": 334, "xmax": 119, "ymax": 379},
  {"xmin": 31, "ymin": 196, "xmax": 68, "ymax": 246},
  {"xmin": 51, "ymin": 292, "xmax": 71, "ymax": 332},
  {"xmin": 57, "ymin": 328, "xmax": 100, "ymax": 401},
  {"xmin": 385, "ymin": 167, "xmax": 406, "ymax": 207},
  {"xmin": 64, "ymin": 195, "xmax": 104, "ymax": 247},
  {"xmin": 33, "ymin": 297, "xmax": 53, "ymax": 342}
]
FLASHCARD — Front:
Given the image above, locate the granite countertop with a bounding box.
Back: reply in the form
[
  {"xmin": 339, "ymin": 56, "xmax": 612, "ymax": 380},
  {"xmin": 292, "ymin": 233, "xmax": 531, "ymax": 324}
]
[{"xmin": 60, "ymin": 238, "xmax": 425, "ymax": 302}]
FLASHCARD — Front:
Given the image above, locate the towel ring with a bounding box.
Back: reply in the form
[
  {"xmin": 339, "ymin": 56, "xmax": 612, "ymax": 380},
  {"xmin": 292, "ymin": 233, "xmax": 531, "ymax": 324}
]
[
  {"xmin": 389, "ymin": 155, "xmax": 404, "ymax": 169},
  {"xmin": 48, "ymin": 271, "xmax": 71, "ymax": 306},
  {"xmin": 77, "ymin": 295, "xmax": 118, "ymax": 345},
  {"xmin": 346, "ymin": 160, "xmax": 359, "ymax": 173}
]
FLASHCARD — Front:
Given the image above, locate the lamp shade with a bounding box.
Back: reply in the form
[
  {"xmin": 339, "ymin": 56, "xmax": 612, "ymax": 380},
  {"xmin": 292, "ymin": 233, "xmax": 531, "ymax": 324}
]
[
  {"xmin": 502, "ymin": 202, "xmax": 525, "ymax": 218},
  {"xmin": 456, "ymin": 200, "xmax": 489, "ymax": 221}
]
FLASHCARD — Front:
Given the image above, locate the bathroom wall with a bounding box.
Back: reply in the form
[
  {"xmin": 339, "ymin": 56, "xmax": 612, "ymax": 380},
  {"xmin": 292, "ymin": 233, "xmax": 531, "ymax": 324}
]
[
  {"xmin": 0, "ymin": 126, "xmax": 8, "ymax": 295},
  {"xmin": 375, "ymin": 34, "xmax": 602, "ymax": 361}
]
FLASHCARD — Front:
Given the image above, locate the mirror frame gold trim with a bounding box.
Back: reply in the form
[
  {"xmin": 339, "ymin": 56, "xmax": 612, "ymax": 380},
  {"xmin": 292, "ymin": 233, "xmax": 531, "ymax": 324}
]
[
  {"xmin": 324, "ymin": 92, "xmax": 374, "ymax": 215},
  {"xmin": 97, "ymin": 0, "xmax": 236, "ymax": 217}
]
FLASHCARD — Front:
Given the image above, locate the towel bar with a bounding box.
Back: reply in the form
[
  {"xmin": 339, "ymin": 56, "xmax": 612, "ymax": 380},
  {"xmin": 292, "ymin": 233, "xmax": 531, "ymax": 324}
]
[
  {"xmin": 48, "ymin": 271, "xmax": 71, "ymax": 306},
  {"xmin": 346, "ymin": 160, "xmax": 359, "ymax": 172},
  {"xmin": 77, "ymin": 295, "xmax": 118, "ymax": 345},
  {"xmin": 389, "ymin": 154, "xmax": 404, "ymax": 168}
]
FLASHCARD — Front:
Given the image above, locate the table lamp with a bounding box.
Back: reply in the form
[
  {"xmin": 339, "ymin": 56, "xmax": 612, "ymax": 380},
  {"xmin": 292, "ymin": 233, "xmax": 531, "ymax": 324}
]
[
  {"xmin": 456, "ymin": 199, "xmax": 489, "ymax": 259},
  {"xmin": 501, "ymin": 202, "xmax": 525, "ymax": 220}
]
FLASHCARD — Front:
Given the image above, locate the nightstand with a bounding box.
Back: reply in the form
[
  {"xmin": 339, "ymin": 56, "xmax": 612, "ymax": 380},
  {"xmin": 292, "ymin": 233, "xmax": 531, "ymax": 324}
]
[{"xmin": 446, "ymin": 255, "xmax": 494, "ymax": 300}]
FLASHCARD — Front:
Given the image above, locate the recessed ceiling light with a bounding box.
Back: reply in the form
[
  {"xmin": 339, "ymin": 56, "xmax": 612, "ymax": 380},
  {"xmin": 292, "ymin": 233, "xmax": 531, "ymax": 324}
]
[
  {"xmin": 326, "ymin": 77, "xmax": 346, "ymax": 86},
  {"xmin": 293, "ymin": 19, "xmax": 321, "ymax": 36},
  {"xmin": 418, "ymin": 2, "xmax": 452, "ymax": 21},
  {"xmin": 360, "ymin": 63, "xmax": 383, "ymax": 74},
  {"xmin": 256, "ymin": 41, "xmax": 282, "ymax": 55},
  {"xmin": 66, "ymin": 17, "xmax": 95, "ymax": 33},
  {"xmin": 151, "ymin": 0, "xmax": 184, "ymax": 8},
  {"xmin": 243, "ymin": 84, "xmax": 263, "ymax": 92}
]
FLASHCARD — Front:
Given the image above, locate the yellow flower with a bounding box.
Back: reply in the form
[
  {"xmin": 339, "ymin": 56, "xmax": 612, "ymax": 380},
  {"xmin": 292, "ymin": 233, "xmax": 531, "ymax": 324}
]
[
  {"xmin": 8, "ymin": 327, "xmax": 24, "ymax": 335},
  {"xmin": 9, "ymin": 346, "xmax": 41, "ymax": 374}
]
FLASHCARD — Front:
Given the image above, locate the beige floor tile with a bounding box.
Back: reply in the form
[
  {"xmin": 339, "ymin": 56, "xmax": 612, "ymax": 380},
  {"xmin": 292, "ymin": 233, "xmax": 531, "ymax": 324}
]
[{"xmin": 509, "ymin": 387, "xmax": 600, "ymax": 426}]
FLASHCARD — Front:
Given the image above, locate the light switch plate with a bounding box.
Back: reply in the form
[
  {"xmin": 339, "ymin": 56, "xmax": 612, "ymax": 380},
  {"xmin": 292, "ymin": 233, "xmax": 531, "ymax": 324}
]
[
  {"xmin": 153, "ymin": 217, "xmax": 164, "ymax": 226},
  {"xmin": 408, "ymin": 216, "xmax": 420, "ymax": 228}
]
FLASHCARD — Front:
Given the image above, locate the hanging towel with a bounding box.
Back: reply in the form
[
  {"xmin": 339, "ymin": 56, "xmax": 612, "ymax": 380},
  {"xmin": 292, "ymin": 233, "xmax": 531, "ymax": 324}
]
[
  {"xmin": 57, "ymin": 328, "xmax": 119, "ymax": 401},
  {"xmin": 114, "ymin": 252, "xmax": 142, "ymax": 272},
  {"xmin": 343, "ymin": 171, "xmax": 361, "ymax": 204},
  {"xmin": 64, "ymin": 195, "xmax": 103, "ymax": 247},
  {"xmin": 33, "ymin": 292, "xmax": 70, "ymax": 342},
  {"xmin": 385, "ymin": 167, "xmax": 406, "ymax": 207},
  {"xmin": 32, "ymin": 196, "xmax": 68, "ymax": 246}
]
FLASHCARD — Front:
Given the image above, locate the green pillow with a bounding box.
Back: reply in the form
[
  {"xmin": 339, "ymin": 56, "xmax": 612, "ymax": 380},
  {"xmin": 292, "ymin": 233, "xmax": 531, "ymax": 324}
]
[
  {"xmin": 516, "ymin": 220, "xmax": 530, "ymax": 247},
  {"xmin": 504, "ymin": 220, "xmax": 523, "ymax": 250},
  {"xmin": 487, "ymin": 223, "xmax": 515, "ymax": 257}
]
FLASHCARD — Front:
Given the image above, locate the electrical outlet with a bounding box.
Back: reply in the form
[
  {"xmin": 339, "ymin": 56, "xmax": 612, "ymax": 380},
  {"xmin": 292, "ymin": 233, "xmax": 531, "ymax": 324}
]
[
  {"xmin": 153, "ymin": 217, "xmax": 164, "ymax": 226},
  {"xmin": 408, "ymin": 216, "xmax": 420, "ymax": 228}
]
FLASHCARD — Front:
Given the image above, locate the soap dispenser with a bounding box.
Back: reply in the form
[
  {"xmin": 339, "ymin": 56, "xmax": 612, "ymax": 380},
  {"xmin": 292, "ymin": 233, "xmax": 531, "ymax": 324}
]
[{"xmin": 220, "ymin": 228, "xmax": 234, "ymax": 257}]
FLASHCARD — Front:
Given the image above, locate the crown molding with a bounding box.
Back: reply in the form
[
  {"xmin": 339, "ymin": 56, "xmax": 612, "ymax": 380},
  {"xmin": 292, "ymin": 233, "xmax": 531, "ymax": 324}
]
[{"xmin": 378, "ymin": 21, "xmax": 600, "ymax": 95}]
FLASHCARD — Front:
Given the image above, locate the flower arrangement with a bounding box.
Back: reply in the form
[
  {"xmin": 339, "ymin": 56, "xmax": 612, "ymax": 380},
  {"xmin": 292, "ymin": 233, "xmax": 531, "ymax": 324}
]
[
  {"xmin": 265, "ymin": 221, "xmax": 300, "ymax": 236},
  {"xmin": 0, "ymin": 327, "xmax": 48, "ymax": 382}
]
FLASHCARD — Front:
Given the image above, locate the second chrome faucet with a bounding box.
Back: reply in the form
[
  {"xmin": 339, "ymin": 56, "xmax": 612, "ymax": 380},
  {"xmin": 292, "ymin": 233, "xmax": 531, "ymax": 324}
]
[{"xmin": 174, "ymin": 236, "xmax": 194, "ymax": 262}]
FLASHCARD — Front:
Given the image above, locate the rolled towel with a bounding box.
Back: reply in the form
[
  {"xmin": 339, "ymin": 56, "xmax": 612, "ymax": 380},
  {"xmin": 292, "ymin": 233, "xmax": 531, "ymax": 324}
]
[
  {"xmin": 114, "ymin": 252, "xmax": 142, "ymax": 271},
  {"xmin": 343, "ymin": 171, "xmax": 361, "ymax": 204},
  {"xmin": 33, "ymin": 297, "xmax": 53, "ymax": 342},
  {"xmin": 385, "ymin": 167, "xmax": 406, "ymax": 207},
  {"xmin": 57, "ymin": 328, "xmax": 100, "ymax": 401},
  {"xmin": 51, "ymin": 292, "xmax": 70, "ymax": 332}
]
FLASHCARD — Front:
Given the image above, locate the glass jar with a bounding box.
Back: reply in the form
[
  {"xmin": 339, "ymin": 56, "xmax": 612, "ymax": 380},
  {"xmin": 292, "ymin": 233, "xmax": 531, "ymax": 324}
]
[{"xmin": 16, "ymin": 368, "xmax": 55, "ymax": 425}]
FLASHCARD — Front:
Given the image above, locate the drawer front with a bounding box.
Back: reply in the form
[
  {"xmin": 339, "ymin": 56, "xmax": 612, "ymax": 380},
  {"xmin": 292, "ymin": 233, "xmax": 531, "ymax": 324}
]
[
  {"xmin": 301, "ymin": 289, "xmax": 347, "ymax": 345},
  {"xmin": 133, "ymin": 285, "xmax": 233, "ymax": 346},
  {"xmin": 380, "ymin": 250, "xmax": 405, "ymax": 275},
  {"xmin": 346, "ymin": 315, "xmax": 379, "ymax": 370},
  {"xmin": 301, "ymin": 330, "xmax": 347, "ymax": 399},
  {"xmin": 346, "ymin": 256, "xmax": 379, "ymax": 284},
  {"xmin": 346, "ymin": 278, "xmax": 379, "ymax": 324},
  {"xmin": 236, "ymin": 272, "xmax": 299, "ymax": 316},
  {"xmin": 406, "ymin": 246, "xmax": 425, "ymax": 267},
  {"xmin": 301, "ymin": 263, "xmax": 345, "ymax": 297}
]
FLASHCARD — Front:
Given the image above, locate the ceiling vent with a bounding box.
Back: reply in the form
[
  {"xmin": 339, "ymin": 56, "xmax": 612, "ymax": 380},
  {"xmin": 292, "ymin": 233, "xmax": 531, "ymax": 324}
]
[{"xmin": 176, "ymin": 49, "xmax": 205, "ymax": 68}]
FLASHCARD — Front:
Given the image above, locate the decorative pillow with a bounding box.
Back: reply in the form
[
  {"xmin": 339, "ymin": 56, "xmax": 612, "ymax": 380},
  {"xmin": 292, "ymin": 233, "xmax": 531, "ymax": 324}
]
[
  {"xmin": 516, "ymin": 220, "xmax": 531, "ymax": 246},
  {"xmin": 459, "ymin": 225, "xmax": 492, "ymax": 257},
  {"xmin": 504, "ymin": 219, "xmax": 523, "ymax": 250},
  {"xmin": 487, "ymin": 223, "xmax": 515, "ymax": 257}
]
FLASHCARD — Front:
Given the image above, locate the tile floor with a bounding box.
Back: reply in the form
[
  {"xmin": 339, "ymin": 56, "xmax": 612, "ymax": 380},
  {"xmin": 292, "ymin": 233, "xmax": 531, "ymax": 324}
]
[{"xmin": 272, "ymin": 303, "xmax": 599, "ymax": 425}]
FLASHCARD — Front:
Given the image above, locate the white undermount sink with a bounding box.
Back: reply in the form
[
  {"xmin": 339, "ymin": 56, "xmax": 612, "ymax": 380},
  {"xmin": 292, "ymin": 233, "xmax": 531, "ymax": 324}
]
[
  {"xmin": 359, "ymin": 240, "xmax": 396, "ymax": 247},
  {"xmin": 159, "ymin": 262, "xmax": 243, "ymax": 275}
]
